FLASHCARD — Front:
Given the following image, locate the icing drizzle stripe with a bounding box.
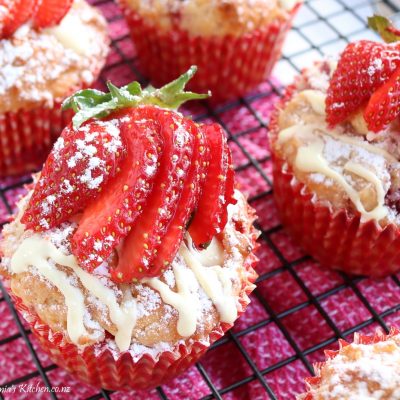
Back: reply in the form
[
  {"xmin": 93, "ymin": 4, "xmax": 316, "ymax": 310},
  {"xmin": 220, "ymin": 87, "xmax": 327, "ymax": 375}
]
[
  {"xmin": 278, "ymin": 121, "xmax": 390, "ymax": 221},
  {"xmin": 10, "ymin": 234, "xmax": 239, "ymax": 351}
]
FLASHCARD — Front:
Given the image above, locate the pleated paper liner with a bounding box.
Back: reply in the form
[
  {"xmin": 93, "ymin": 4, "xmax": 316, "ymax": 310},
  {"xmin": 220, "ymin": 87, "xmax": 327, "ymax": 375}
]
[
  {"xmin": 298, "ymin": 327, "xmax": 400, "ymax": 399},
  {"xmin": 0, "ymin": 106, "xmax": 74, "ymax": 178},
  {"xmin": 7, "ymin": 250, "xmax": 258, "ymax": 391},
  {"xmin": 118, "ymin": 2, "xmax": 302, "ymax": 103},
  {"xmin": 268, "ymin": 83, "xmax": 400, "ymax": 278}
]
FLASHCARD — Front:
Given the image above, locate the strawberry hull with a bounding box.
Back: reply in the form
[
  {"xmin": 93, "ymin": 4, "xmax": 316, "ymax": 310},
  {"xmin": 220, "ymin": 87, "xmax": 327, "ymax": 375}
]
[
  {"xmin": 118, "ymin": 3, "xmax": 301, "ymax": 103},
  {"xmin": 269, "ymin": 87, "xmax": 400, "ymax": 278},
  {"xmin": 6, "ymin": 251, "xmax": 258, "ymax": 391},
  {"xmin": 0, "ymin": 105, "xmax": 74, "ymax": 177}
]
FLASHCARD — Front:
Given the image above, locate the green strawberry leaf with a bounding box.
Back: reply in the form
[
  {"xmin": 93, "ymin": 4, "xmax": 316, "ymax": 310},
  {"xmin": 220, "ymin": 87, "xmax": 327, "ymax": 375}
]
[
  {"xmin": 368, "ymin": 15, "xmax": 400, "ymax": 43},
  {"xmin": 71, "ymin": 99, "xmax": 117, "ymax": 129},
  {"xmin": 124, "ymin": 81, "xmax": 142, "ymax": 97},
  {"xmin": 62, "ymin": 89, "xmax": 110, "ymax": 113},
  {"xmin": 62, "ymin": 66, "xmax": 210, "ymax": 129}
]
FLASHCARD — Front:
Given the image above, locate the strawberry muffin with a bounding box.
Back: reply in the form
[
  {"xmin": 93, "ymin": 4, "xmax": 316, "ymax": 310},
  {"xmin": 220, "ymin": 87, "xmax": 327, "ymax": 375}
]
[
  {"xmin": 117, "ymin": 0, "xmax": 302, "ymax": 102},
  {"xmin": 0, "ymin": 0, "xmax": 109, "ymax": 177},
  {"xmin": 269, "ymin": 17, "xmax": 400, "ymax": 277},
  {"xmin": 298, "ymin": 328, "xmax": 400, "ymax": 400},
  {"xmin": 0, "ymin": 68, "xmax": 259, "ymax": 390}
]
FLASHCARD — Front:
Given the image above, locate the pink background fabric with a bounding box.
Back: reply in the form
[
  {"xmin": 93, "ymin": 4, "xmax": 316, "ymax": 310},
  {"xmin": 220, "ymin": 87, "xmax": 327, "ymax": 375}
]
[{"xmin": 0, "ymin": 1, "xmax": 399, "ymax": 399}]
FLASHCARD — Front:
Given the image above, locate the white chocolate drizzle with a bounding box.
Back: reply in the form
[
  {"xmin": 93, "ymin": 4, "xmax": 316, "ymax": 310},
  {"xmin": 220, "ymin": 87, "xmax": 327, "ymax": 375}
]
[
  {"xmin": 143, "ymin": 238, "xmax": 237, "ymax": 337},
  {"xmin": 143, "ymin": 263, "xmax": 200, "ymax": 337},
  {"xmin": 294, "ymin": 137, "xmax": 387, "ymax": 221},
  {"xmin": 279, "ymin": 123, "xmax": 396, "ymax": 162},
  {"xmin": 180, "ymin": 243, "xmax": 237, "ymax": 325},
  {"xmin": 10, "ymin": 233, "xmax": 239, "ymax": 351},
  {"xmin": 11, "ymin": 236, "xmax": 87, "ymax": 343},
  {"xmin": 278, "ymin": 87, "xmax": 397, "ymax": 222},
  {"xmin": 300, "ymin": 90, "xmax": 326, "ymax": 116},
  {"xmin": 11, "ymin": 236, "xmax": 136, "ymax": 352},
  {"xmin": 46, "ymin": 12, "xmax": 92, "ymax": 55}
]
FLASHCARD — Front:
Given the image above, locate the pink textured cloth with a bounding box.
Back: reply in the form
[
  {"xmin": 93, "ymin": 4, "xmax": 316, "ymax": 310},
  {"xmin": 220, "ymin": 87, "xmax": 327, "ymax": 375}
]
[{"xmin": 0, "ymin": 1, "xmax": 399, "ymax": 399}]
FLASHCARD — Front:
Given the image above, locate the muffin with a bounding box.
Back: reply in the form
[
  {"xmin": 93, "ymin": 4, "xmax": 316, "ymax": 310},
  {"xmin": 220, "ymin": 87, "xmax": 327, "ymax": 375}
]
[
  {"xmin": 117, "ymin": 0, "xmax": 302, "ymax": 102},
  {"xmin": 0, "ymin": 0, "xmax": 109, "ymax": 177},
  {"xmin": 0, "ymin": 69, "xmax": 259, "ymax": 390},
  {"xmin": 298, "ymin": 328, "xmax": 400, "ymax": 399},
  {"xmin": 268, "ymin": 17, "xmax": 400, "ymax": 277}
]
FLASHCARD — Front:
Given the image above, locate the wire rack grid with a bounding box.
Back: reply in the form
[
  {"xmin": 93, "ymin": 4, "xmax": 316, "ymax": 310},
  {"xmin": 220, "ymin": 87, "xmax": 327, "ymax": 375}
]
[{"xmin": 1, "ymin": 0, "xmax": 400, "ymax": 399}]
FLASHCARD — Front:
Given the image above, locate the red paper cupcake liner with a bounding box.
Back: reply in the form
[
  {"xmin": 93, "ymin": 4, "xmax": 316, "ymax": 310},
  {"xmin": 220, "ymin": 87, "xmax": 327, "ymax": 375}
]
[
  {"xmin": 0, "ymin": 106, "xmax": 74, "ymax": 178},
  {"xmin": 269, "ymin": 84, "xmax": 400, "ymax": 278},
  {"xmin": 7, "ymin": 251, "xmax": 258, "ymax": 391},
  {"xmin": 298, "ymin": 327, "xmax": 400, "ymax": 399},
  {"xmin": 118, "ymin": 2, "xmax": 302, "ymax": 102}
]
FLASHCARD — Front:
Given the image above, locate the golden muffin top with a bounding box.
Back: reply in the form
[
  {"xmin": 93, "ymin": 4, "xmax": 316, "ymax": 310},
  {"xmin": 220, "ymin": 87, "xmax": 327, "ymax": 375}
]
[
  {"xmin": 0, "ymin": 0, "xmax": 109, "ymax": 113},
  {"xmin": 121, "ymin": 0, "xmax": 300, "ymax": 37}
]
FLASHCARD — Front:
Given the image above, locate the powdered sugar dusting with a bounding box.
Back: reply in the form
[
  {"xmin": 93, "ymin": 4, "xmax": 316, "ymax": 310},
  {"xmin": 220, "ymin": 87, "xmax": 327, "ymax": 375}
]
[
  {"xmin": 46, "ymin": 222, "xmax": 77, "ymax": 255},
  {"xmin": 0, "ymin": 0, "xmax": 109, "ymax": 111},
  {"xmin": 1, "ymin": 190, "xmax": 254, "ymax": 360},
  {"xmin": 312, "ymin": 336, "xmax": 400, "ymax": 399},
  {"xmin": 135, "ymin": 284, "xmax": 162, "ymax": 318},
  {"xmin": 173, "ymin": 118, "xmax": 190, "ymax": 148},
  {"xmin": 39, "ymin": 119, "xmax": 122, "ymax": 218}
]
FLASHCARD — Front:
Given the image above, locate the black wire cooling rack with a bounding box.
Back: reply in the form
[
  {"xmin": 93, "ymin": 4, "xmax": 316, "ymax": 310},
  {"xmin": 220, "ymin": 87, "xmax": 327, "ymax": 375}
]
[{"xmin": 1, "ymin": 0, "xmax": 400, "ymax": 399}]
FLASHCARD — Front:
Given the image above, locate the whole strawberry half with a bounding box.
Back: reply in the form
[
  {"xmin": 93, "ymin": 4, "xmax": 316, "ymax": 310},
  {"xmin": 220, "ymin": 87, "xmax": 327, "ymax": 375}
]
[
  {"xmin": 364, "ymin": 65, "xmax": 400, "ymax": 132},
  {"xmin": 326, "ymin": 15, "xmax": 400, "ymax": 129},
  {"xmin": 326, "ymin": 40, "xmax": 400, "ymax": 127}
]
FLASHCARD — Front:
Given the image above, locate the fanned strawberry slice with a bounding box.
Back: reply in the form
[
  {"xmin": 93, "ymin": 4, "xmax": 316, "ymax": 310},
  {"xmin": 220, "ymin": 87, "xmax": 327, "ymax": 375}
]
[
  {"xmin": 72, "ymin": 109, "xmax": 161, "ymax": 271},
  {"xmin": 149, "ymin": 120, "xmax": 209, "ymax": 274},
  {"xmin": 112, "ymin": 109, "xmax": 194, "ymax": 282},
  {"xmin": 364, "ymin": 66, "xmax": 400, "ymax": 132},
  {"xmin": 188, "ymin": 123, "xmax": 235, "ymax": 248},
  {"xmin": 33, "ymin": 0, "xmax": 73, "ymax": 29},
  {"xmin": 57, "ymin": 67, "xmax": 210, "ymax": 280},
  {"xmin": 1, "ymin": 0, "xmax": 36, "ymax": 38},
  {"xmin": 21, "ymin": 119, "xmax": 124, "ymax": 231},
  {"xmin": 224, "ymin": 140, "xmax": 236, "ymax": 211},
  {"xmin": 326, "ymin": 40, "xmax": 400, "ymax": 127}
]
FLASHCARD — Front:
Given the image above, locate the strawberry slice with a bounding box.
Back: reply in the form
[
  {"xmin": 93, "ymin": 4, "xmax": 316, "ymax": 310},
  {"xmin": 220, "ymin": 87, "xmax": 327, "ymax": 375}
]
[
  {"xmin": 33, "ymin": 0, "xmax": 73, "ymax": 29},
  {"xmin": 112, "ymin": 109, "xmax": 194, "ymax": 282},
  {"xmin": 21, "ymin": 119, "xmax": 124, "ymax": 231},
  {"xmin": 1, "ymin": 0, "xmax": 36, "ymax": 38},
  {"xmin": 364, "ymin": 66, "xmax": 400, "ymax": 132},
  {"xmin": 72, "ymin": 109, "xmax": 161, "ymax": 271},
  {"xmin": 326, "ymin": 40, "xmax": 400, "ymax": 127},
  {"xmin": 149, "ymin": 120, "xmax": 209, "ymax": 274},
  {"xmin": 188, "ymin": 123, "xmax": 235, "ymax": 248},
  {"xmin": 224, "ymin": 140, "xmax": 236, "ymax": 209}
]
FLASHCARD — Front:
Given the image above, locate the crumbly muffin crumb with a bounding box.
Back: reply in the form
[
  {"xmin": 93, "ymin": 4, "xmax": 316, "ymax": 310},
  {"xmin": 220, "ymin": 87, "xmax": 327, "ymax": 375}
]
[
  {"xmin": 0, "ymin": 0, "xmax": 109, "ymax": 113},
  {"xmin": 299, "ymin": 331, "xmax": 400, "ymax": 400},
  {"xmin": 121, "ymin": 0, "xmax": 299, "ymax": 37}
]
